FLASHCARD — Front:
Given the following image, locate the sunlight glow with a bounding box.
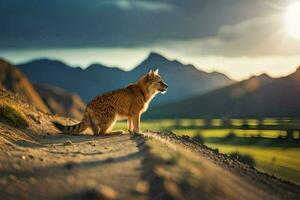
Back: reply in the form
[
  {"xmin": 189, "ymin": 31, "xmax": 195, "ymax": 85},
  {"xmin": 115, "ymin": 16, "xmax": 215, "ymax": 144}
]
[{"xmin": 285, "ymin": 2, "xmax": 300, "ymax": 39}]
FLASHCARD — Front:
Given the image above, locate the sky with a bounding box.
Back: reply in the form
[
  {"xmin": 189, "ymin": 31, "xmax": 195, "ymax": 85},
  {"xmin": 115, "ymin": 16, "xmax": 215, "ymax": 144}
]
[{"xmin": 0, "ymin": 0, "xmax": 300, "ymax": 80}]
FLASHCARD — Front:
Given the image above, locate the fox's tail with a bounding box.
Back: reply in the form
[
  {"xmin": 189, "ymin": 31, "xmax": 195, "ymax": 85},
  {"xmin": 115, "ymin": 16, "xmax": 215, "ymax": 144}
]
[{"xmin": 52, "ymin": 120, "xmax": 87, "ymax": 134}]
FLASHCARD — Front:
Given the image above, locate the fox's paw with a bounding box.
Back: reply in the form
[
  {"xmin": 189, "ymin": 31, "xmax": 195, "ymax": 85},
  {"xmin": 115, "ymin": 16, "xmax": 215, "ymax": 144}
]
[{"xmin": 133, "ymin": 131, "xmax": 142, "ymax": 136}]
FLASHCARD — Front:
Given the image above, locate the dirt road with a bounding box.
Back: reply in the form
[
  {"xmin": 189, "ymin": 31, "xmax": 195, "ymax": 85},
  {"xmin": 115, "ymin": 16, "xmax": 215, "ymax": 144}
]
[{"xmin": 1, "ymin": 129, "xmax": 299, "ymax": 200}]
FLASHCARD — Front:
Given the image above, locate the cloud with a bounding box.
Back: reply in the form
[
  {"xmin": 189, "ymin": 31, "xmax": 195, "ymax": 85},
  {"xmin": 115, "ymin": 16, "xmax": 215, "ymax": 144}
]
[
  {"xmin": 100, "ymin": 0, "xmax": 173, "ymax": 12},
  {"xmin": 167, "ymin": 15, "xmax": 300, "ymax": 57},
  {"xmin": 0, "ymin": 0, "xmax": 274, "ymax": 49}
]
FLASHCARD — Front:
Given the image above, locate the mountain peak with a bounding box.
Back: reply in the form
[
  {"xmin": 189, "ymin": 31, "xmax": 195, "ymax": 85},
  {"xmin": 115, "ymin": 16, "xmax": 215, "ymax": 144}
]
[
  {"xmin": 257, "ymin": 73, "xmax": 271, "ymax": 79},
  {"xmin": 131, "ymin": 52, "xmax": 169, "ymax": 73},
  {"xmin": 249, "ymin": 73, "xmax": 271, "ymax": 81},
  {"xmin": 146, "ymin": 52, "xmax": 168, "ymax": 62},
  {"xmin": 87, "ymin": 63, "xmax": 108, "ymax": 70},
  {"xmin": 256, "ymin": 73, "xmax": 273, "ymax": 84}
]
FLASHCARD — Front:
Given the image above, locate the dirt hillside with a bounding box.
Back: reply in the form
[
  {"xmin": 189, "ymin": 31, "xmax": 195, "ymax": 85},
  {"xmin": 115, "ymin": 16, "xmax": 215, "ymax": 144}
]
[
  {"xmin": 0, "ymin": 90, "xmax": 299, "ymax": 200},
  {"xmin": 0, "ymin": 59, "xmax": 49, "ymax": 113},
  {"xmin": 34, "ymin": 83, "xmax": 86, "ymax": 120}
]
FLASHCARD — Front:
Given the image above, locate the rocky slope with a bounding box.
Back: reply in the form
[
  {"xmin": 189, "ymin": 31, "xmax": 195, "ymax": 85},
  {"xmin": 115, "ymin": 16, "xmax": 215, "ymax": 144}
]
[{"xmin": 0, "ymin": 59, "xmax": 49, "ymax": 113}]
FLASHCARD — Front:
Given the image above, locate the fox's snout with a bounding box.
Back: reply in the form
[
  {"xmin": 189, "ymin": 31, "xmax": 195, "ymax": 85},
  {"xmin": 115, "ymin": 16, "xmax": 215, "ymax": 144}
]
[
  {"xmin": 158, "ymin": 80, "xmax": 168, "ymax": 93},
  {"xmin": 162, "ymin": 81, "xmax": 168, "ymax": 89}
]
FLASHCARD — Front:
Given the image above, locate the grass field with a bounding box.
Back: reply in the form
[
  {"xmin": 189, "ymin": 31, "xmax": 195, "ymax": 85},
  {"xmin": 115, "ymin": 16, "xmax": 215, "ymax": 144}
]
[
  {"xmin": 206, "ymin": 144, "xmax": 300, "ymax": 185},
  {"xmin": 113, "ymin": 119, "xmax": 300, "ymax": 185}
]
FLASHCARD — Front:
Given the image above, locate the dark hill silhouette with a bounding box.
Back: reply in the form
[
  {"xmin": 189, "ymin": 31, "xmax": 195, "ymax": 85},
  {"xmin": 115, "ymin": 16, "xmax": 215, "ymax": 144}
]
[
  {"xmin": 147, "ymin": 66, "xmax": 300, "ymax": 118},
  {"xmin": 18, "ymin": 52, "xmax": 234, "ymax": 104}
]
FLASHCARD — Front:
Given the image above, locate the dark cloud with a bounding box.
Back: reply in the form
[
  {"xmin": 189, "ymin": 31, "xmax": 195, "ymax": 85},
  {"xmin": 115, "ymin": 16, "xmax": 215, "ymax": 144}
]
[{"xmin": 0, "ymin": 0, "xmax": 278, "ymax": 48}]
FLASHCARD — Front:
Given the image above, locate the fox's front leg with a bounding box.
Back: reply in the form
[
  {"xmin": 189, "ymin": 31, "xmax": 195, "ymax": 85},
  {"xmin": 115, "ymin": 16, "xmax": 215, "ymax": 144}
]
[
  {"xmin": 132, "ymin": 114, "xmax": 141, "ymax": 134},
  {"xmin": 128, "ymin": 116, "xmax": 134, "ymax": 133}
]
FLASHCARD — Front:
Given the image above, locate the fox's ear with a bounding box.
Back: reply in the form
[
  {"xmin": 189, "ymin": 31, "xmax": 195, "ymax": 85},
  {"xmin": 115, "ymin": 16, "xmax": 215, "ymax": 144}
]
[
  {"xmin": 154, "ymin": 69, "xmax": 159, "ymax": 75},
  {"xmin": 147, "ymin": 70, "xmax": 155, "ymax": 81}
]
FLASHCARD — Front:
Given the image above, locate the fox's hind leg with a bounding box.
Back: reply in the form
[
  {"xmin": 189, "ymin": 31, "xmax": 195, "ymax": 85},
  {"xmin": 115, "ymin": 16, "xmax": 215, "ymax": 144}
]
[
  {"xmin": 87, "ymin": 112, "xmax": 99, "ymax": 135},
  {"xmin": 97, "ymin": 111, "xmax": 118, "ymax": 135},
  {"xmin": 91, "ymin": 121, "xmax": 99, "ymax": 135},
  {"xmin": 99, "ymin": 120, "xmax": 116, "ymax": 135},
  {"xmin": 93, "ymin": 111, "xmax": 124, "ymax": 135},
  {"xmin": 98, "ymin": 118, "xmax": 124, "ymax": 135}
]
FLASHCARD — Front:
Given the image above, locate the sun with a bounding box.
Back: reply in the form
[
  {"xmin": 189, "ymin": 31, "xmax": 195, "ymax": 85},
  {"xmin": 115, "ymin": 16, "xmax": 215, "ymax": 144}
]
[{"xmin": 285, "ymin": 2, "xmax": 300, "ymax": 39}]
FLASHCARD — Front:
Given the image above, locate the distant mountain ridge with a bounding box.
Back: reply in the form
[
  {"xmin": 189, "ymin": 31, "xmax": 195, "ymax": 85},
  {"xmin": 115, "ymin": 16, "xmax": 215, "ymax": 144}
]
[
  {"xmin": 147, "ymin": 66, "xmax": 300, "ymax": 118},
  {"xmin": 18, "ymin": 52, "xmax": 234, "ymax": 104}
]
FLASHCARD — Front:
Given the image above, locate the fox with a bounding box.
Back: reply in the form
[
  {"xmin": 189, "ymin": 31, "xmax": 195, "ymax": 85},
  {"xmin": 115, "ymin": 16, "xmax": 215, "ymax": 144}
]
[{"xmin": 53, "ymin": 69, "xmax": 168, "ymax": 135}]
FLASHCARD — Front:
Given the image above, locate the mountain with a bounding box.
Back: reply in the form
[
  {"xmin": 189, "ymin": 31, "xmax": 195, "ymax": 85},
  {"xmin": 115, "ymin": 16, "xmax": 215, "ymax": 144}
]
[
  {"xmin": 34, "ymin": 83, "xmax": 86, "ymax": 120},
  {"xmin": 147, "ymin": 67, "xmax": 300, "ymax": 118},
  {"xmin": 0, "ymin": 59, "xmax": 86, "ymax": 120},
  {"xmin": 0, "ymin": 59, "xmax": 50, "ymax": 113},
  {"xmin": 131, "ymin": 52, "xmax": 234, "ymax": 103},
  {"xmin": 19, "ymin": 59, "xmax": 127, "ymax": 103},
  {"xmin": 18, "ymin": 52, "xmax": 234, "ymax": 104}
]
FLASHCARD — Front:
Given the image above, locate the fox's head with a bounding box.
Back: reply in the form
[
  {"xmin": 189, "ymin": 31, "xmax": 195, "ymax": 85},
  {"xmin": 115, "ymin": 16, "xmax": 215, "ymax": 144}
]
[{"xmin": 143, "ymin": 69, "xmax": 168, "ymax": 95}]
